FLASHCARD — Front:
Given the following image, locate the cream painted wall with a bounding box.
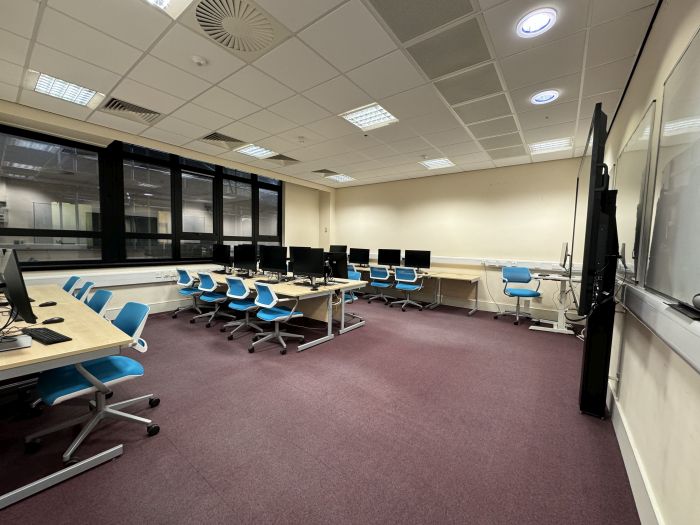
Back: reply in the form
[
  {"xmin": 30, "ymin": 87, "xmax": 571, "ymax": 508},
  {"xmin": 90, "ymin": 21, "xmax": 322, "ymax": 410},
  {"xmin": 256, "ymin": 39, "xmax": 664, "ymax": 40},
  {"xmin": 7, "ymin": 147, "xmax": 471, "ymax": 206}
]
[{"xmin": 283, "ymin": 182, "xmax": 322, "ymax": 248}]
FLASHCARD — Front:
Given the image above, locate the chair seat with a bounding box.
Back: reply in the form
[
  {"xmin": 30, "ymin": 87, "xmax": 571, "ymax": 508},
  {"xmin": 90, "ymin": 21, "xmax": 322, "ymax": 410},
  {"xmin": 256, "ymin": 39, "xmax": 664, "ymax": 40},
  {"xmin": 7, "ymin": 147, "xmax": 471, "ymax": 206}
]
[
  {"xmin": 505, "ymin": 288, "xmax": 541, "ymax": 298},
  {"xmin": 37, "ymin": 356, "xmax": 144, "ymax": 407},
  {"xmin": 256, "ymin": 306, "xmax": 303, "ymax": 322},
  {"xmin": 371, "ymin": 281, "xmax": 392, "ymax": 288},
  {"xmin": 396, "ymin": 283, "xmax": 421, "ymax": 292},
  {"xmin": 228, "ymin": 299, "xmax": 257, "ymax": 311},
  {"xmin": 199, "ymin": 292, "xmax": 227, "ymax": 303},
  {"xmin": 344, "ymin": 292, "xmax": 355, "ymax": 303},
  {"xmin": 178, "ymin": 287, "xmax": 199, "ymax": 296}
]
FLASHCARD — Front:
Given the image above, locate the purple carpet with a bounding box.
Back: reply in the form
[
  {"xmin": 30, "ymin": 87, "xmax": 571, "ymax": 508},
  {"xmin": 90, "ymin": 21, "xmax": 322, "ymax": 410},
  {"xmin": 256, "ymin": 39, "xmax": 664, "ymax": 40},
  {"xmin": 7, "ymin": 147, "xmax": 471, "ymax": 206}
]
[{"xmin": 0, "ymin": 302, "xmax": 639, "ymax": 524}]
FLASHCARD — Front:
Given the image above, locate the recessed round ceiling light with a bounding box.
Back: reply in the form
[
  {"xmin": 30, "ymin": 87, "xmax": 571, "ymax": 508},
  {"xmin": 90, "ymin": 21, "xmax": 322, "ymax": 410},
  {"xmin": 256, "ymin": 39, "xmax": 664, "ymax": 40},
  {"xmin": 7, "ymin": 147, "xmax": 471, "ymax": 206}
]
[
  {"xmin": 530, "ymin": 89, "xmax": 560, "ymax": 105},
  {"xmin": 517, "ymin": 8, "xmax": 557, "ymax": 38}
]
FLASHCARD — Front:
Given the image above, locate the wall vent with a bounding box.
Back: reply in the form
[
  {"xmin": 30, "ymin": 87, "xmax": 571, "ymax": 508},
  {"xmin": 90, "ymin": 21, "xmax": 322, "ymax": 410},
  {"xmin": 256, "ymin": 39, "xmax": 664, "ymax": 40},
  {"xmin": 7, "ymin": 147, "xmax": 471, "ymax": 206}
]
[
  {"xmin": 99, "ymin": 97, "xmax": 163, "ymax": 125},
  {"xmin": 201, "ymin": 132, "xmax": 246, "ymax": 149}
]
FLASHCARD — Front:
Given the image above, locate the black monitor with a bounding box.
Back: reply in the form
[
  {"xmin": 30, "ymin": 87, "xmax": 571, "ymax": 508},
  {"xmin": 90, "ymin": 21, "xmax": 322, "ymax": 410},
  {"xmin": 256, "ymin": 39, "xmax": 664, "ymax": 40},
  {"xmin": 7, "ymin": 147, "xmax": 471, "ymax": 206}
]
[
  {"xmin": 378, "ymin": 248, "xmax": 401, "ymax": 267},
  {"xmin": 259, "ymin": 245, "xmax": 288, "ymax": 274},
  {"xmin": 325, "ymin": 251, "xmax": 348, "ymax": 280},
  {"xmin": 212, "ymin": 243, "xmax": 231, "ymax": 266},
  {"xmin": 289, "ymin": 246, "xmax": 311, "ymax": 273},
  {"xmin": 404, "ymin": 250, "xmax": 431, "ymax": 270},
  {"xmin": 329, "ymin": 245, "xmax": 347, "ymax": 253},
  {"xmin": 233, "ymin": 244, "xmax": 256, "ymax": 271},
  {"xmin": 293, "ymin": 248, "xmax": 325, "ymax": 278},
  {"xmin": 349, "ymin": 248, "xmax": 369, "ymax": 265},
  {"xmin": 0, "ymin": 249, "xmax": 37, "ymax": 324}
]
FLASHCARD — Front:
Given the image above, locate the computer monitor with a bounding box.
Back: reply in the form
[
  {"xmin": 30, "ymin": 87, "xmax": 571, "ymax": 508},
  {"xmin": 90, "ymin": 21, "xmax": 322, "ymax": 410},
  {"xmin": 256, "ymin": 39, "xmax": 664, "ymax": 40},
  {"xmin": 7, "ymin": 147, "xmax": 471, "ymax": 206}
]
[
  {"xmin": 0, "ymin": 249, "xmax": 36, "ymax": 324},
  {"xmin": 233, "ymin": 244, "xmax": 257, "ymax": 272},
  {"xmin": 293, "ymin": 248, "xmax": 325, "ymax": 278},
  {"xmin": 559, "ymin": 241, "xmax": 569, "ymax": 271},
  {"xmin": 212, "ymin": 243, "xmax": 231, "ymax": 266},
  {"xmin": 325, "ymin": 251, "xmax": 348, "ymax": 280},
  {"xmin": 329, "ymin": 245, "xmax": 347, "ymax": 253},
  {"xmin": 289, "ymin": 246, "xmax": 311, "ymax": 273},
  {"xmin": 259, "ymin": 245, "xmax": 288, "ymax": 274},
  {"xmin": 378, "ymin": 248, "xmax": 401, "ymax": 267},
  {"xmin": 404, "ymin": 250, "xmax": 431, "ymax": 270},
  {"xmin": 349, "ymin": 248, "xmax": 370, "ymax": 265}
]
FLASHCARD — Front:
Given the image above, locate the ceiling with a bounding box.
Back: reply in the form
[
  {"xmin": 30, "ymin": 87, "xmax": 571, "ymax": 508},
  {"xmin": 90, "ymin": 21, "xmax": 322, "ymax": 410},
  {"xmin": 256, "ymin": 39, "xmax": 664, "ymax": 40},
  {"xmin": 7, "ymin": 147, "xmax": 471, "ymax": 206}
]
[{"xmin": 0, "ymin": 0, "xmax": 656, "ymax": 187}]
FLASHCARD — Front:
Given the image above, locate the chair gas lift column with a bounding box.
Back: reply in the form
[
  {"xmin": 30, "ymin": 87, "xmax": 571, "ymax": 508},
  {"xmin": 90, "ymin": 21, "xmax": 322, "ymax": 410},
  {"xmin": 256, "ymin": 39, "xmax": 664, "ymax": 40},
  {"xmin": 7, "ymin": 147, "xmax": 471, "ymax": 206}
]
[
  {"xmin": 190, "ymin": 272, "xmax": 235, "ymax": 327},
  {"xmin": 367, "ymin": 265, "xmax": 392, "ymax": 304},
  {"xmin": 494, "ymin": 267, "xmax": 542, "ymax": 325},
  {"xmin": 390, "ymin": 267, "xmax": 424, "ymax": 311},
  {"xmin": 172, "ymin": 268, "xmax": 204, "ymax": 318}
]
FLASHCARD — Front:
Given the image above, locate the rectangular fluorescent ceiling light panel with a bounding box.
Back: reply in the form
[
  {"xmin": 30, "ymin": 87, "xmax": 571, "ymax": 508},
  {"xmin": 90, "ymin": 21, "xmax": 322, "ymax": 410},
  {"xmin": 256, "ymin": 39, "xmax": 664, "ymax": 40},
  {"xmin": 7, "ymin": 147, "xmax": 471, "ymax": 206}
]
[
  {"xmin": 324, "ymin": 174, "xmax": 355, "ymax": 183},
  {"xmin": 148, "ymin": 0, "xmax": 170, "ymax": 8},
  {"xmin": 420, "ymin": 158, "xmax": 455, "ymax": 169},
  {"xmin": 529, "ymin": 137, "xmax": 573, "ymax": 154},
  {"xmin": 235, "ymin": 144, "xmax": 277, "ymax": 159},
  {"xmin": 26, "ymin": 71, "xmax": 104, "ymax": 108},
  {"xmin": 340, "ymin": 103, "xmax": 398, "ymax": 131}
]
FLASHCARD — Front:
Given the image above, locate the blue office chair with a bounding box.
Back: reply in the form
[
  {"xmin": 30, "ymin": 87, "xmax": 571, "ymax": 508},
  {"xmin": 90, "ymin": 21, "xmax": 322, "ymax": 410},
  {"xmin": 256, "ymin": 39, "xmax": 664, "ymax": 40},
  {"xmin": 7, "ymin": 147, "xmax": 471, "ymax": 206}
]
[
  {"xmin": 249, "ymin": 282, "xmax": 304, "ymax": 355},
  {"xmin": 220, "ymin": 276, "xmax": 263, "ymax": 339},
  {"xmin": 73, "ymin": 281, "xmax": 94, "ymax": 302},
  {"xmin": 367, "ymin": 265, "xmax": 392, "ymax": 304},
  {"xmin": 62, "ymin": 275, "xmax": 80, "ymax": 294},
  {"xmin": 344, "ymin": 264, "xmax": 362, "ymax": 303},
  {"xmin": 190, "ymin": 272, "xmax": 235, "ymax": 327},
  {"xmin": 390, "ymin": 267, "xmax": 424, "ymax": 311},
  {"xmin": 86, "ymin": 289, "xmax": 113, "ymax": 317},
  {"xmin": 27, "ymin": 302, "xmax": 159, "ymax": 463},
  {"xmin": 172, "ymin": 268, "xmax": 203, "ymax": 318},
  {"xmin": 494, "ymin": 267, "xmax": 541, "ymax": 325}
]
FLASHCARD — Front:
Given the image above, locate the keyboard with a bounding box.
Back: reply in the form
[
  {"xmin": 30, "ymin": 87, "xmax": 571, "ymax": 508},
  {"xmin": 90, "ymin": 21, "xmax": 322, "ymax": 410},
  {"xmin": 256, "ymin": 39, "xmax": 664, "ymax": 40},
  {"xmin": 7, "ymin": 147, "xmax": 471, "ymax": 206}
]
[{"xmin": 21, "ymin": 327, "xmax": 72, "ymax": 345}]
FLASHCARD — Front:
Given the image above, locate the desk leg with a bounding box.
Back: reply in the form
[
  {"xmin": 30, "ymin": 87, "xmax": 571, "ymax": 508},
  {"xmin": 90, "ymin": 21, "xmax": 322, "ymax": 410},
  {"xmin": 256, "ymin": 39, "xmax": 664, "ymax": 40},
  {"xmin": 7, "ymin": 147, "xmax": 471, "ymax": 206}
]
[
  {"xmin": 0, "ymin": 445, "xmax": 123, "ymax": 510},
  {"xmin": 529, "ymin": 280, "xmax": 575, "ymax": 335},
  {"xmin": 298, "ymin": 293, "xmax": 335, "ymax": 351},
  {"xmin": 468, "ymin": 281, "xmax": 478, "ymax": 316},
  {"xmin": 339, "ymin": 291, "xmax": 365, "ymax": 335},
  {"xmin": 427, "ymin": 277, "xmax": 441, "ymax": 309}
]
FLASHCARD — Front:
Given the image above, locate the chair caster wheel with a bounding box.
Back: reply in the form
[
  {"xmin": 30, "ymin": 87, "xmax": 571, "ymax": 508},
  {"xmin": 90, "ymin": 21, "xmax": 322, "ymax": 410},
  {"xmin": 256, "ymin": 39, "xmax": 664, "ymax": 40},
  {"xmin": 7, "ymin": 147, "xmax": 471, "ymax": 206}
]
[
  {"xmin": 280, "ymin": 349, "xmax": 287, "ymax": 355},
  {"xmin": 227, "ymin": 335, "xmax": 233, "ymax": 340},
  {"xmin": 248, "ymin": 347, "xmax": 255, "ymax": 353},
  {"xmin": 106, "ymin": 391, "xmax": 114, "ymax": 399},
  {"xmin": 514, "ymin": 321, "xmax": 519, "ymax": 325},
  {"xmin": 147, "ymin": 424, "xmax": 160, "ymax": 436},
  {"xmin": 493, "ymin": 315, "xmax": 499, "ymax": 319},
  {"xmin": 25, "ymin": 439, "xmax": 41, "ymax": 454},
  {"xmin": 149, "ymin": 397, "xmax": 160, "ymax": 408},
  {"xmin": 220, "ymin": 327, "xmax": 226, "ymax": 332},
  {"xmin": 189, "ymin": 319, "xmax": 195, "ymax": 324},
  {"xmin": 172, "ymin": 314, "xmax": 177, "ymax": 319},
  {"xmin": 64, "ymin": 457, "xmax": 80, "ymax": 466},
  {"xmin": 206, "ymin": 323, "xmax": 212, "ymax": 328},
  {"xmin": 419, "ymin": 307, "xmax": 423, "ymax": 311}
]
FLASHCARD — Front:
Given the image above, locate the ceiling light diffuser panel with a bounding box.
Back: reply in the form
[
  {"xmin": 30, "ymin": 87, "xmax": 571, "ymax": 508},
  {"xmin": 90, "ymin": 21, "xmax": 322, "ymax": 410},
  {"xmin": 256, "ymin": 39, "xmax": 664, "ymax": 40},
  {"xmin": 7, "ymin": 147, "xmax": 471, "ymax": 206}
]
[{"xmin": 24, "ymin": 70, "xmax": 104, "ymax": 109}]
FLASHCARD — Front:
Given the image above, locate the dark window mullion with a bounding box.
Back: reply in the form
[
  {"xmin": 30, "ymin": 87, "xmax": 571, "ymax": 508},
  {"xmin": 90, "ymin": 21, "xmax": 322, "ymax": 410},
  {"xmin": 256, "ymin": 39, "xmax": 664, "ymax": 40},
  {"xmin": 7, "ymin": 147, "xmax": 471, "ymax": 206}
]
[
  {"xmin": 171, "ymin": 154, "xmax": 182, "ymax": 260},
  {"xmin": 214, "ymin": 166, "xmax": 223, "ymax": 243}
]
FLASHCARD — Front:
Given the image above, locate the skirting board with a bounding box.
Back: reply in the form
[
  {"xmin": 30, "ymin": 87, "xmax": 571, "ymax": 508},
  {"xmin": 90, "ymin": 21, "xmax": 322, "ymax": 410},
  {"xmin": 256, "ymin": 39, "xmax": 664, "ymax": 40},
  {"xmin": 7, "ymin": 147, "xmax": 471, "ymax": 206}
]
[{"xmin": 609, "ymin": 390, "xmax": 663, "ymax": 525}]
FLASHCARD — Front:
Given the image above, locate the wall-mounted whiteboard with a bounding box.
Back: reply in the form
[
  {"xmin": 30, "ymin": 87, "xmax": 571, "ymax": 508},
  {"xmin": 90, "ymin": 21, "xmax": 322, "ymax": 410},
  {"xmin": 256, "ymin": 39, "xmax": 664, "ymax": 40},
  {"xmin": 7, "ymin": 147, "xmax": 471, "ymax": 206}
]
[{"xmin": 646, "ymin": 29, "xmax": 700, "ymax": 305}]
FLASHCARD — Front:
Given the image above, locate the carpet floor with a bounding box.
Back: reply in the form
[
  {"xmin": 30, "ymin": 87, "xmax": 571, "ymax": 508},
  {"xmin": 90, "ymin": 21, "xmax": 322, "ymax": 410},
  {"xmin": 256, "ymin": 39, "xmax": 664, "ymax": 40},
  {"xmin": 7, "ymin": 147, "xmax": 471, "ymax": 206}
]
[{"xmin": 0, "ymin": 301, "xmax": 639, "ymax": 524}]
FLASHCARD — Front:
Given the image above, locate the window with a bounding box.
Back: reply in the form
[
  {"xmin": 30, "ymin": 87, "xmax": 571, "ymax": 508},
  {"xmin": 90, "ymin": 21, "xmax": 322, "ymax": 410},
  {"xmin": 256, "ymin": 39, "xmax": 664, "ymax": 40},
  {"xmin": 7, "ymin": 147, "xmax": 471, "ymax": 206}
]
[
  {"xmin": 223, "ymin": 179, "xmax": 252, "ymax": 237},
  {"xmin": 258, "ymin": 187, "xmax": 279, "ymax": 237},
  {"xmin": 181, "ymin": 172, "xmax": 213, "ymax": 233}
]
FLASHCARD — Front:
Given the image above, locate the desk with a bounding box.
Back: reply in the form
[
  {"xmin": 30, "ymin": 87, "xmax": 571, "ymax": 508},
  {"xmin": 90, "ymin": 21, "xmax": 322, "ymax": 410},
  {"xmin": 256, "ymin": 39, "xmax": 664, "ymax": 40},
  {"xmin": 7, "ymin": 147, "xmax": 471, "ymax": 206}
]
[
  {"xmin": 529, "ymin": 274, "xmax": 580, "ymax": 335},
  {"xmin": 0, "ymin": 285, "xmax": 132, "ymax": 510}
]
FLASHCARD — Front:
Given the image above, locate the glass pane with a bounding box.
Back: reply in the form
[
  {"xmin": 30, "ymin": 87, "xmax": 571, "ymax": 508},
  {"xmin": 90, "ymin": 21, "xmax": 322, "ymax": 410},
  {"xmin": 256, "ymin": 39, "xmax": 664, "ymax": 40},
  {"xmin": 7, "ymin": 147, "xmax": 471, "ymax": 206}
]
[
  {"xmin": 182, "ymin": 172, "xmax": 213, "ymax": 233},
  {"xmin": 223, "ymin": 167, "xmax": 251, "ymax": 180},
  {"xmin": 181, "ymin": 157, "xmax": 215, "ymax": 173},
  {"xmin": 0, "ymin": 132, "xmax": 100, "ymax": 231},
  {"xmin": 126, "ymin": 238, "xmax": 172, "ymax": 259},
  {"xmin": 181, "ymin": 239, "xmax": 214, "ymax": 259},
  {"xmin": 0, "ymin": 235, "xmax": 101, "ymax": 262},
  {"xmin": 258, "ymin": 188, "xmax": 279, "ymax": 237},
  {"xmin": 123, "ymin": 144, "xmax": 169, "ymax": 161},
  {"xmin": 223, "ymin": 179, "xmax": 252, "ymax": 236},
  {"xmin": 258, "ymin": 175, "xmax": 280, "ymax": 185},
  {"xmin": 123, "ymin": 160, "xmax": 171, "ymax": 234}
]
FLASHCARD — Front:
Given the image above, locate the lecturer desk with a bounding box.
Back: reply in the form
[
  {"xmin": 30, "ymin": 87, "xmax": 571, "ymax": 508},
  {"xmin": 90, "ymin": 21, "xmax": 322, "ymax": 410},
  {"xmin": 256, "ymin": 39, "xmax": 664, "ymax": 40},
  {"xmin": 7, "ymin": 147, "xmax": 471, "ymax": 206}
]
[
  {"xmin": 0, "ymin": 284, "xmax": 133, "ymax": 510},
  {"xmin": 206, "ymin": 274, "xmax": 367, "ymax": 350}
]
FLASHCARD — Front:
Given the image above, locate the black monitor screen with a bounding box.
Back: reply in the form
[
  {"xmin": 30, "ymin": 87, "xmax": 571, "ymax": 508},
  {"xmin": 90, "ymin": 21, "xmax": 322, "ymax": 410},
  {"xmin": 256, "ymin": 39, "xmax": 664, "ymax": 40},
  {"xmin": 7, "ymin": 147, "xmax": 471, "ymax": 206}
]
[
  {"xmin": 404, "ymin": 250, "xmax": 431, "ymax": 269},
  {"xmin": 0, "ymin": 249, "xmax": 37, "ymax": 324},
  {"xmin": 212, "ymin": 243, "xmax": 231, "ymax": 265},
  {"xmin": 349, "ymin": 248, "xmax": 370, "ymax": 265},
  {"xmin": 233, "ymin": 244, "xmax": 257, "ymax": 271},
  {"xmin": 329, "ymin": 245, "xmax": 347, "ymax": 253},
  {"xmin": 378, "ymin": 249, "xmax": 401, "ymax": 266},
  {"xmin": 294, "ymin": 248, "xmax": 325, "ymax": 278},
  {"xmin": 259, "ymin": 245, "xmax": 288, "ymax": 274},
  {"xmin": 289, "ymin": 246, "xmax": 310, "ymax": 273},
  {"xmin": 325, "ymin": 252, "xmax": 348, "ymax": 279}
]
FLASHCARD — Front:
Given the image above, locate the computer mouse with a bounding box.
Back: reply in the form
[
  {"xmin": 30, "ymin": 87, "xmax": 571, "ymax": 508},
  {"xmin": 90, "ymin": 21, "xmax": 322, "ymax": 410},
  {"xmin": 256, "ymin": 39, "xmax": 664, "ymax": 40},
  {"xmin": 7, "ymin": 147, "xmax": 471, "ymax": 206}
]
[
  {"xmin": 42, "ymin": 317, "xmax": 64, "ymax": 325},
  {"xmin": 39, "ymin": 301, "xmax": 57, "ymax": 307}
]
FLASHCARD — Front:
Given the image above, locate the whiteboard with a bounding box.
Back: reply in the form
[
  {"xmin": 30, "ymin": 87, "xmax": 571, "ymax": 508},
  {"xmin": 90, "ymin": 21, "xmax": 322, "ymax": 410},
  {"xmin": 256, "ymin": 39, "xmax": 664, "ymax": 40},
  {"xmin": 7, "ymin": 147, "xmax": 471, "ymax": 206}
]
[{"xmin": 646, "ymin": 29, "xmax": 700, "ymax": 305}]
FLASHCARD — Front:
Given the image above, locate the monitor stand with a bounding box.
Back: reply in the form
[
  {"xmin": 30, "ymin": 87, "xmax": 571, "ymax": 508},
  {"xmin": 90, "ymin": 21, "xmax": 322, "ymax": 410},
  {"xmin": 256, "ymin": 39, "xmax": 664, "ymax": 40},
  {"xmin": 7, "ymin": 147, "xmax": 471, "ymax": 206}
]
[
  {"xmin": 0, "ymin": 334, "xmax": 32, "ymax": 353},
  {"xmin": 310, "ymin": 276, "xmax": 319, "ymax": 291}
]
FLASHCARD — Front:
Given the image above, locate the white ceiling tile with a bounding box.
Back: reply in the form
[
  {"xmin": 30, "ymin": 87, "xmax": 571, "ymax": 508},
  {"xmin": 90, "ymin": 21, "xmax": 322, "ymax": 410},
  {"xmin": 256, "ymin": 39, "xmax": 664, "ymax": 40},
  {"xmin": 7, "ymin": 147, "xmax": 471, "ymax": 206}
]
[
  {"xmin": 493, "ymin": 155, "xmax": 532, "ymax": 167},
  {"xmin": 587, "ymin": 6, "xmax": 654, "ymax": 68},
  {"xmin": 128, "ymin": 55, "xmax": 210, "ymax": 100},
  {"xmin": 303, "ymin": 76, "xmax": 372, "ymax": 114},
  {"xmin": 389, "ymin": 136, "xmax": 432, "ymax": 154},
  {"xmin": 421, "ymin": 128, "xmax": 475, "ymax": 148},
  {"xmin": 219, "ymin": 150, "xmax": 259, "ymax": 164},
  {"xmin": 522, "ymin": 122, "xmax": 577, "ymax": 143},
  {"xmin": 0, "ymin": 58, "xmax": 23, "ymax": 87},
  {"xmin": 380, "ymin": 84, "xmax": 446, "ymax": 120},
  {"xmin": 48, "ymin": 0, "xmax": 171, "ymax": 50},
  {"xmin": 532, "ymin": 149, "xmax": 573, "ymax": 162},
  {"xmin": 241, "ymin": 109, "xmax": 297, "ymax": 134},
  {"xmin": 362, "ymin": 144, "xmax": 400, "ymax": 159},
  {"xmin": 479, "ymin": 0, "xmax": 509, "ymax": 11},
  {"xmin": 451, "ymin": 151, "xmax": 492, "ymax": 164},
  {"xmin": 112, "ymin": 78, "xmax": 185, "ymax": 114},
  {"xmin": 255, "ymin": 0, "xmax": 345, "ymax": 32},
  {"xmin": 365, "ymin": 121, "xmax": 418, "ymax": 142},
  {"xmin": 29, "ymin": 44, "xmax": 121, "ymax": 94},
  {"xmin": 0, "ymin": 81, "xmax": 19, "ymax": 102},
  {"xmin": 405, "ymin": 109, "xmax": 461, "ymax": 135},
  {"xmin": 0, "ymin": 28, "xmax": 30, "ymax": 66},
  {"xmin": 347, "ymin": 50, "xmax": 426, "ymax": 100},
  {"xmin": 500, "ymin": 31, "xmax": 586, "ymax": 90},
  {"xmin": 583, "ymin": 57, "xmax": 635, "ymax": 96},
  {"xmin": 19, "ymin": 88, "xmax": 92, "ymax": 119},
  {"xmin": 518, "ymin": 100, "xmax": 578, "ymax": 130},
  {"xmin": 268, "ymin": 95, "xmax": 331, "ymax": 125},
  {"xmin": 254, "ymin": 37, "xmax": 337, "ymax": 91},
  {"xmin": 509, "ymin": 72, "xmax": 581, "ymax": 113},
  {"xmin": 184, "ymin": 140, "xmax": 229, "ymax": 156},
  {"xmin": 171, "ymin": 103, "xmax": 232, "ymax": 131},
  {"xmin": 154, "ymin": 116, "xmax": 210, "ymax": 139},
  {"xmin": 192, "ymin": 86, "xmax": 260, "ymax": 121},
  {"xmin": 579, "ymin": 90, "xmax": 622, "ymax": 121},
  {"xmin": 150, "ymin": 24, "xmax": 245, "ymax": 83},
  {"xmin": 219, "ymin": 66, "xmax": 294, "ymax": 107},
  {"xmin": 575, "ymin": 118, "xmax": 592, "ymax": 148},
  {"xmin": 141, "ymin": 127, "xmax": 190, "ymax": 146},
  {"xmin": 439, "ymin": 141, "xmax": 483, "ymax": 157},
  {"xmin": 276, "ymin": 126, "xmax": 326, "ymax": 146},
  {"xmin": 88, "ymin": 111, "xmax": 149, "ymax": 135},
  {"xmin": 305, "ymin": 116, "xmax": 358, "ymax": 139},
  {"xmin": 0, "ymin": 0, "xmax": 39, "ymax": 37},
  {"xmin": 37, "ymin": 8, "xmax": 142, "ymax": 74},
  {"xmin": 591, "ymin": 0, "xmax": 655, "ymax": 25},
  {"xmin": 256, "ymin": 135, "xmax": 299, "ymax": 153},
  {"xmin": 299, "ymin": 0, "xmax": 396, "ymax": 72},
  {"xmin": 460, "ymin": 161, "xmax": 495, "ymax": 171},
  {"xmin": 217, "ymin": 121, "xmax": 269, "ymax": 143}
]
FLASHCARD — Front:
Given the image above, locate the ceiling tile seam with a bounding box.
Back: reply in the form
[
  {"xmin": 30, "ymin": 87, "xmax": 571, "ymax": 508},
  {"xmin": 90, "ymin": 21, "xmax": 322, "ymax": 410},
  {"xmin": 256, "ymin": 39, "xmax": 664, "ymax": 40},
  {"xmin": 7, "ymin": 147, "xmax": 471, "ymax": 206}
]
[
  {"xmin": 429, "ymin": 57, "xmax": 497, "ymax": 84},
  {"xmin": 282, "ymin": 0, "xmax": 352, "ymax": 35},
  {"xmin": 495, "ymin": 28, "xmax": 589, "ymax": 63},
  {"xmin": 590, "ymin": 3, "xmax": 657, "ymax": 28},
  {"xmin": 16, "ymin": 0, "xmax": 47, "ymax": 105},
  {"xmin": 584, "ymin": 53, "xmax": 641, "ymax": 75},
  {"xmin": 573, "ymin": 0, "xmax": 595, "ymax": 145},
  {"xmin": 399, "ymin": 11, "xmax": 482, "ymax": 49},
  {"xmin": 451, "ymin": 91, "xmax": 506, "ymax": 109}
]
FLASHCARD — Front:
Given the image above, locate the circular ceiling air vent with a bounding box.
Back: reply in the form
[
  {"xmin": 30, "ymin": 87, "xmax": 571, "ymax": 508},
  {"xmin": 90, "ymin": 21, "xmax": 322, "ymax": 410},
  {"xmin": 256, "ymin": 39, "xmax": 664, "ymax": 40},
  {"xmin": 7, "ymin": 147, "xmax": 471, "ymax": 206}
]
[{"xmin": 196, "ymin": 0, "xmax": 275, "ymax": 52}]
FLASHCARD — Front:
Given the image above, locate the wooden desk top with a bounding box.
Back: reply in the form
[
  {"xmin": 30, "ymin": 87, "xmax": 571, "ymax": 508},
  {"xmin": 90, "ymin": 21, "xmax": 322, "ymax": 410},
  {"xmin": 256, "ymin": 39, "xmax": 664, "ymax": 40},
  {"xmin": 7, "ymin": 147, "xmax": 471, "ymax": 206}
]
[
  {"xmin": 352, "ymin": 267, "xmax": 480, "ymax": 282},
  {"xmin": 0, "ymin": 285, "xmax": 132, "ymax": 372},
  {"xmin": 205, "ymin": 272, "xmax": 367, "ymax": 298}
]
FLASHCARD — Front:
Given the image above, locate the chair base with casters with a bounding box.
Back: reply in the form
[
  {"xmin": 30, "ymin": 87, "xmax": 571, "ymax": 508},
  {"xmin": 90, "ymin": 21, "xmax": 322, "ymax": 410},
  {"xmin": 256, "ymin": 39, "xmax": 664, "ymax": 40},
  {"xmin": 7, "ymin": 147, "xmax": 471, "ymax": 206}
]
[
  {"xmin": 390, "ymin": 292, "xmax": 423, "ymax": 311},
  {"xmin": 190, "ymin": 293, "xmax": 235, "ymax": 327},
  {"xmin": 220, "ymin": 304, "xmax": 264, "ymax": 339},
  {"xmin": 343, "ymin": 292, "xmax": 364, "ymax": 327},
  {"xmin": 249, "ymin": 321, "xmax": 304, "ymax": 355},
  {"xmin": 172, "ymin": 289, "xmax": 204, "ymax": 318},
  {"xmin": 367, "ymin": 283, "xmax": 392, "ymax": 304},
  {"xmin": 493, "ymin": 295, "xmax": 539, "ymax": 325}
]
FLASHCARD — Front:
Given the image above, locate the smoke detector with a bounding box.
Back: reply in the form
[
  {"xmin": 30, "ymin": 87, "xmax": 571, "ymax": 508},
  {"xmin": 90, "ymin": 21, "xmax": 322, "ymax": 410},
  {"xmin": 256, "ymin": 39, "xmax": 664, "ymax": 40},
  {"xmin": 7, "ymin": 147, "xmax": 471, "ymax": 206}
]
[{"xmin": 191, "ymin": 55, "xmax": 208, "ymax": 66}]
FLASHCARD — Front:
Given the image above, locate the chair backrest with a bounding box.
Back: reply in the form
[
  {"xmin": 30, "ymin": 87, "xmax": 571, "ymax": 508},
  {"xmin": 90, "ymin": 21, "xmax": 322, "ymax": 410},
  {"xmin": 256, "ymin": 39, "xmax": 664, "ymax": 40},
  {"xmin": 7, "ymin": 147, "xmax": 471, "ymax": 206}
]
[
  {"xmin": 253, "ymin": 282, "xmax": 278, "ymax": 309},
  {"xmin": 112, "ymin": 302, "xmax": 150, "ymax": 353},
  {"xmin": 62, "ymin": 275, "xmax": 80, "ymax": 293},
  {"xmin": 369, "ymin": 265, "xmax": 390, "ymax": 280},
  {"xmin": 394, "ymin": 266, "xmax": 417, "ymax": 283},
  {"xmin": 86, "ymin": 289, "xmax": 113, "ymax": 316},
  {"xmin": 347, "ymin": 263, "xmax": 356, "ymax": 272},
  {"xmin": 348, "ymin": 269, "xmax": 361, "ymax": 281},
  {"xmin": 197, "ymin": 272, "xmax": 217, "ymax": 292},
  {"xmin": 74, "ymin": 281, "xmax": 94, "ymax": 301},
  {"xmin": 176, "ymin": 268, "xmax": 194, "ymax": 287},
  {"xmin": 502, "ymin": 266, "xmax": 532, "ymax": 284},
  {"xmin": 226, "ymin": 276, "xmax": 250, "ymax": 300}
]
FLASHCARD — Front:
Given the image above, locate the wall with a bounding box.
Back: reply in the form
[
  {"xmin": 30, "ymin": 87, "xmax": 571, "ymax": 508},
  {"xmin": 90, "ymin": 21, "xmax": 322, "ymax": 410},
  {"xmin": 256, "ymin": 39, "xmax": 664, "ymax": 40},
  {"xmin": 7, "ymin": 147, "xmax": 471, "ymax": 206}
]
[
  {"xmin": 604, "ymin": 1, "xmax": 700, "ymax": 523},
  {"xmin": 283, "ymin": 182, "xmax": 321, "ymax": 248}
]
